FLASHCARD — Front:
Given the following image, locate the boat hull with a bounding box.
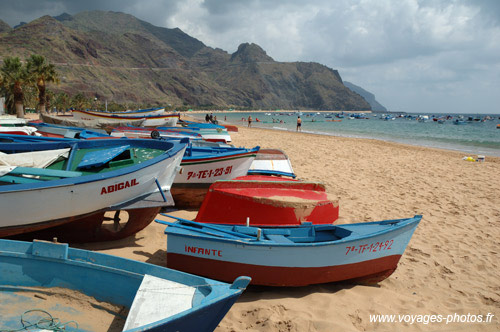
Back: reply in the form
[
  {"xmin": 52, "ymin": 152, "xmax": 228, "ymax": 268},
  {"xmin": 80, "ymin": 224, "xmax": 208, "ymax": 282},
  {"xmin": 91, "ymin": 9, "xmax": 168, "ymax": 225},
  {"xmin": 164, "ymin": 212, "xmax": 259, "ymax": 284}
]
[
  {"xmin": 41, "ymin": 113, "xmax": 146, "ymax": 131},
  {"xmin": 195, "ymin": 176, "xmax": 339, "ymax": 226},
  {"xmin": 8, "ymin": 207, "xmax": 161, "ymax": 243},
  {"xmin": 167, "ymin": 252, "xmax": 401, "ymax": 286},
  {"xmin": 0, "ymin": 140, "xmax": 185, "ymax": 237},
  {"xmin": 172, "ymin": 148, "xmax": 259, "ymax": 208},
  {"xmin": 73, "ymin": 109, "xmax": 180, "ymax": 127},
  {"xmin": 164, "ymin": 216, "xmax": 421, "ymax": 286},
  {"xmin": 0, "ymin": 239, "xmax": 250, "ymax": 331},
  {"xmin": 111, "ymin": 126, "xmax": 202, "ymax": 140},
  {"xmin": 248, "ymin": 148, "xmax": 296, "ymax": 178}
]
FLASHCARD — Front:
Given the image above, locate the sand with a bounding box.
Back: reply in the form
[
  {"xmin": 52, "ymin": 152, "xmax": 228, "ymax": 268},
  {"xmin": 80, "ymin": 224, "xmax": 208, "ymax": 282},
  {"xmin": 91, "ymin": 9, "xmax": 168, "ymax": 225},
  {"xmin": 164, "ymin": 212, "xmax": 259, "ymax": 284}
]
[{"xmin": 25, "ymin": 113, "xmax": 499, "ymax": 331}]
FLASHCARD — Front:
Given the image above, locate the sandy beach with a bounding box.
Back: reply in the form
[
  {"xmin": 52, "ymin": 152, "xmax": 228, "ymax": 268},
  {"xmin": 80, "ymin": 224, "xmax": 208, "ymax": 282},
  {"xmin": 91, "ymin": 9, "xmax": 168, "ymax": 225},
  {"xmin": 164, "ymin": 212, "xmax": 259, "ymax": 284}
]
[{"xmin": 64, "ymin": 116, "xmax": 500, "ymax": 331}]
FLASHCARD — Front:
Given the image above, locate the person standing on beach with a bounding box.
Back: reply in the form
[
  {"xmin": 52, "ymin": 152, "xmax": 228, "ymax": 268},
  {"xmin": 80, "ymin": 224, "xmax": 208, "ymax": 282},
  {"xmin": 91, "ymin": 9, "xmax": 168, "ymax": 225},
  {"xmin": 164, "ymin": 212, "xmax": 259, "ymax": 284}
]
[
  {"xmin": 296, "ymin": 116, "xmax": 302, "ymax": 131},
  {"xmin": 248, "ymin": 115, "xmax": 252, "ymax": 127},
  {"xmin": 205, "ymin": 113, "xmax": 210, "ymax": 123}
]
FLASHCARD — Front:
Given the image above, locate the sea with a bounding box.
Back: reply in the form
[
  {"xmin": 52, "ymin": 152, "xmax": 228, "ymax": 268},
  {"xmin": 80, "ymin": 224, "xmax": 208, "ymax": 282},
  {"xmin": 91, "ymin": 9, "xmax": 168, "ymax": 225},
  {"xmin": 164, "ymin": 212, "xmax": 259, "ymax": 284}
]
[{"xmin": 190, "ymin": 111, "xmax": 500, "ymax": 157}]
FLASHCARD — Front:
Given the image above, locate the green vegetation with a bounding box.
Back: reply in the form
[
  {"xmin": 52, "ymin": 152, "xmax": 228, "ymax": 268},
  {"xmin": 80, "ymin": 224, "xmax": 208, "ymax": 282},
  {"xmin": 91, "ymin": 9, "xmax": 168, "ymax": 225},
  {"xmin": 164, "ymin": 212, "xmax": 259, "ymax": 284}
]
[
  {"xmin": 0, "ymin": 54, "xmax": 61, "ymax": 117},
  {"xmin": 0, "ymin": 11, "xmax": 371, "ymax": 112},
  {"xmin": 26, "ymin": 54, "xmax": 60, "ymax": 113},
  {"xmin": 0, "ymin": 57, "xmax": 31, "ymax": 117}
]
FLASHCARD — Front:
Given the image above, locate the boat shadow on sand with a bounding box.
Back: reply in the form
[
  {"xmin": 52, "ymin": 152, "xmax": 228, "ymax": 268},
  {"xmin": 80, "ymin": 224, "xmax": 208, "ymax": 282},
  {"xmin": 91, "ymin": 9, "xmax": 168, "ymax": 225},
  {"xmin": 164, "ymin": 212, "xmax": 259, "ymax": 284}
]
[{"xmin": 236, "ymin": 282, "xmax": 375, "ymax": 303}]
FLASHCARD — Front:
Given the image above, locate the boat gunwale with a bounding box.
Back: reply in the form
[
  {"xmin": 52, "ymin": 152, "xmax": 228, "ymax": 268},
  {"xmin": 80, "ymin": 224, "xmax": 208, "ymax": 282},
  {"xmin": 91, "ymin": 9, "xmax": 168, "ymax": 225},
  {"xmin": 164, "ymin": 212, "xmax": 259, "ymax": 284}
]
[
  {"xmin": 0, "ymin": 238, "xmax": 243, "ymax": 300},
  {"xmin": 0, "ymin": 239, "xmax": 249, "ymax": 331},
  {"xmin": 0, "ymin": 139, "xmax": 187, "ymax": 193},
  {"xmin": 163, "ymin": 215, "xmax": 422, "ymax": 248},
  {"xmin": 181, "ymin": 147, "xmax": 259, "ymax": 164}
]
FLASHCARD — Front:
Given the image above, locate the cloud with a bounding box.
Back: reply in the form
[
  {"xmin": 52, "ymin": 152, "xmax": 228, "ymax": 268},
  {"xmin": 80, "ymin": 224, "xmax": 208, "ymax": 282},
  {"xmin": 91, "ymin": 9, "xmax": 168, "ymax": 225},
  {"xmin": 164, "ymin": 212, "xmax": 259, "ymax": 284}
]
[{"xmin": 0, "ymin": 0, "xmax": 499, "ymax": 113}]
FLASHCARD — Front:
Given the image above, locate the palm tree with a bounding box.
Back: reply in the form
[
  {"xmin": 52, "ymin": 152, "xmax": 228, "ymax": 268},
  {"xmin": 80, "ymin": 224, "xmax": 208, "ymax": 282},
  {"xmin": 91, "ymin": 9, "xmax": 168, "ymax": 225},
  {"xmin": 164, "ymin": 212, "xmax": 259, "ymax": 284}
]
[
  {"xmin": 26, "ymin": 54, "xmax": 59, "ymax": 113},
  {"xmin": 71, "ymin": 93, "xmax": 91, "ymax": 110},
  {"xmin": 54, "ymin": 92, "xmax": 69, "ymax": 113},
  {"xmin": 0, "ymin": 57, "xmax": 30, "ymax": 118},
  {"xmin": 45, "ymin": 89, "xmax": 55, "ymax": 112}
]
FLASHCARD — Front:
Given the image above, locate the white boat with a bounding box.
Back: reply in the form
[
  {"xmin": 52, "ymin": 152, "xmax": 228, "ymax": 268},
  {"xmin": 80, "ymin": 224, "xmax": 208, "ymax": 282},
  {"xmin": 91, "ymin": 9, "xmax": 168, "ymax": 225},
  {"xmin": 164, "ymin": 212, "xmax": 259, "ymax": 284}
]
[
  {"xmin": 248, "ymin": 148, "xmax": 296, "ymax": 178},
  {"xmin": 171, "ymin": 145, "xmax": 259, "ymax": 208},
  {"xmin": 0, "ymin": 126, "xmax": 39, "ymax": 136},
  {"xmin": 0, "ymin": 139, "xmax": 186, "ymax": 237},
  {"xmin": 0, "ymin": 115, "xmax": 27, "ymax": 126},
  {"xmin": 73, "ymin": 109, "xmax": 180, "ymax": 127}
]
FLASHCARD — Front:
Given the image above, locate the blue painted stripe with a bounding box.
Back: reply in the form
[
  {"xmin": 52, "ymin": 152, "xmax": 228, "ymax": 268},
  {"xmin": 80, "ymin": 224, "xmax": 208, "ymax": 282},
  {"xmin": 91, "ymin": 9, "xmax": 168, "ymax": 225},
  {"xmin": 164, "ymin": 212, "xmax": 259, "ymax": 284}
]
[{"xmin": 0, "ymin": 139, "xmax": 187, "ymax": 193}]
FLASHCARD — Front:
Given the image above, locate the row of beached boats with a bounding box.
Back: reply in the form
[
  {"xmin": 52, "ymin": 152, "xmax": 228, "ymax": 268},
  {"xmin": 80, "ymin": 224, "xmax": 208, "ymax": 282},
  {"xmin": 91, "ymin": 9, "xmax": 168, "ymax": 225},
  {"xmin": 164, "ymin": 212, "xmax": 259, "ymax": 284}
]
[{"xmin": 0, "ymin": 109, "xmax": 421, "ymax": 331}]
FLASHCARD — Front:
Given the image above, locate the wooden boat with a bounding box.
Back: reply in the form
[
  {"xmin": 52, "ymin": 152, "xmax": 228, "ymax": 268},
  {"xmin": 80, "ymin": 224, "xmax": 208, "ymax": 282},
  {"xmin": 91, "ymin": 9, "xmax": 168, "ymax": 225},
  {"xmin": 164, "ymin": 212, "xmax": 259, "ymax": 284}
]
[
  {"xmin": 171, "ymin": 146, "xmax": 259, "ymax": 209},
  {"xmin": 0, "ymin": 133, "xmax": 73, "ymax": 143},
  {"xmin": 0, "ymin": 115, "xmax": 28, "ymax": 126},
  {"xmin": 29, "ymin": 121, "xmax": 111, "ymax": 139},
  {"xmin": 111, "ymin": 126, "xmax": 203, "ymax": 141},
  {"xmin": 158, "ymin": 126, "xmax": 232, "ymax": 143},
  {"xmin": 223, "ymin": 124, "xmax": 238, "ymax": 132},
  {"xmin": 248, "ymin": 148, "xmax": 296, "ymax": 178},
  {"xmin": 109, "ymin": 106, "xmax": 166, "ymax": 116},
  {"xmin": 41, "ymin": 113, "xmax": 146, "ymax": 132},
  {"xmin": 195, "ymin": 175, "xmax": 339, "ymax": 226},
  {"xmin": 0, "ymin": 238, "xmax": 250, "ymax": 331},
  {"xmin": 179, "ymin": 119, "xmax": 238, "ymax": 133},
  {"xmin": 453, "ymin": 119, "xmax": 467, "ymax": 125},
  {"xmin": 73, "ymin": 109, "xmax": 180, "ymax": 127},
  {"xmin": 0, "ymin": 126, "xmax": 38, "ymax": 136},
  {"xmin": 0, "ymin": 139, "xmax": 186, "ymax": 241},
  {"xmin": 159, "ymin": 214, "xmax": 422, "ymax": 286}
]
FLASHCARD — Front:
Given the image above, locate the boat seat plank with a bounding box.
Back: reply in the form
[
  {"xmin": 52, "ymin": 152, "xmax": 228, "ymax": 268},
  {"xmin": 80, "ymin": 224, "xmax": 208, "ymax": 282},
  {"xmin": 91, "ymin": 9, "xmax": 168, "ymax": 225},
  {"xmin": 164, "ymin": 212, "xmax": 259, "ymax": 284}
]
[
  {"xmin": 77, "ymin": 145, "xmax": 130, "ymax": 169},
  {"xmin": 265, "ymin": 234, "xmax": 295, "ymax": 244},
  {"xmin": 9, "ymin": 167, "xmax": 83, "ymax": 178},
  {"xmin": 232, "ymin": 226, "xmax": 291, "ymax": 236},
  {"xmin": 0, "ymin": 175, "xmax": 43, "ymax": 184},
  {"xmin": 124, "ymin": 274, "xmax": 195, "ymax": 330}
]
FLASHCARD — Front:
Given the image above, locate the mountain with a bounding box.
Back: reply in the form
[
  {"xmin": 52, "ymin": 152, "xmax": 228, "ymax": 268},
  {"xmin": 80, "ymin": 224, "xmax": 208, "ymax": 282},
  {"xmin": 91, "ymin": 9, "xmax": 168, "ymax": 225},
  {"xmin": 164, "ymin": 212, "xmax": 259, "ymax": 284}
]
[
  {"xmin": 0, "ymin": 11, "xmax": 371, "ymax": 110},
  {"xmin": 344, "ymin": 81, "xmax": 387, "ymax": 112},
  {"xmin": 0, "ymin": 19, "xmax": 10, "ymax": 33}
]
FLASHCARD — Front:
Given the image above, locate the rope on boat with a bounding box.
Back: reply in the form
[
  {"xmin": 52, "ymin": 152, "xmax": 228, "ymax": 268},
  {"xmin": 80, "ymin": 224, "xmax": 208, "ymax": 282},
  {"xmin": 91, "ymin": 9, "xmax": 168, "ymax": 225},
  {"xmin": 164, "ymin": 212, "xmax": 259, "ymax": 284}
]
[{"xmin": 0, "ymin": 309, "xmax": 78, "ymax": 332}]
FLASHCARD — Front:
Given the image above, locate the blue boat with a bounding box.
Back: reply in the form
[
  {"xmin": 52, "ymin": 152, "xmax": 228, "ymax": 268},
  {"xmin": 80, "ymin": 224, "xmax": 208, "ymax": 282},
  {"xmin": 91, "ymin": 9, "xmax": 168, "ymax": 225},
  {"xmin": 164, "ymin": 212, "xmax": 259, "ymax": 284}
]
[
  {"xmin": 0, "ymin": 133, "xmax": 78, "ymax": 143},
  {"xmin": 158, "ymin": 215, "xmax": 421, "ymax": 286},
  {"xmin": 178, "ymin": 119, "xmax": 226, "ymax": 130},
  {"xmin": 0, "ymin": 138, "xmax": 186, "ymax": 242},
  {"xmin": 171, "ymin": 145, "xmax": 260, "ymax": 208},
  {"xmin": 28, "ymin": 121, "xmax": 110, "ymax": 139},
  {"xmin": 0, "ymin": 239, "xmax": 250, "ymax": 331}
]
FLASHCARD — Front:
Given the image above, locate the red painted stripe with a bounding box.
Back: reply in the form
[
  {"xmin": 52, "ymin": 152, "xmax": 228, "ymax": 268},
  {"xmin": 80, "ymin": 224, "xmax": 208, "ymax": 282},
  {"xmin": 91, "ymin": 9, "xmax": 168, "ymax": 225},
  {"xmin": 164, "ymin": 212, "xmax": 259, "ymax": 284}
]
[{"xmin": 166, "ymin": 253, "xmax": 402, "ymax": 286}]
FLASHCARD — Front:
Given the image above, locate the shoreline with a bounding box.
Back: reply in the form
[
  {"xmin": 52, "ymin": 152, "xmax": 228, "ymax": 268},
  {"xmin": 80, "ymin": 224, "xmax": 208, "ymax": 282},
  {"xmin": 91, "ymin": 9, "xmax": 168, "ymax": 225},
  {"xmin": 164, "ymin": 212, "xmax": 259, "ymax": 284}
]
[
  {"xmin": 74, "ymin": 116, "xmax": 500, "ymax": 331},
  {"xmin": 182, "ymin": 113, "xmax": 500, "ymax": 160}
]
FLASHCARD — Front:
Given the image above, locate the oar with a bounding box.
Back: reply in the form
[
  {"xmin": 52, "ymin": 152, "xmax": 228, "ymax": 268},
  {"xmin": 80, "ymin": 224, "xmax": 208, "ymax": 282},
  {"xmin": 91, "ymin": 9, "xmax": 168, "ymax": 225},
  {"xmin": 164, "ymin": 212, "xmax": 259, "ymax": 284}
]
[
  {"xmin": 155, "ymin": 219, "xmax": 249, "ymax": 240},
  {"xmin": 158, "ymin": 214, "xmax": 257, "ymax": 239}
]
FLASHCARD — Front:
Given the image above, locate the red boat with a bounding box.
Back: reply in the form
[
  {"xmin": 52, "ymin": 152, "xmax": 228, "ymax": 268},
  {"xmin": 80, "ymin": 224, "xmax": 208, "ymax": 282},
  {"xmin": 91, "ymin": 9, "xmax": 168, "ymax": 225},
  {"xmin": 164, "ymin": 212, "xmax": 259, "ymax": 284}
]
[{"xmin": 195, "ymin": 175, "xmax": 339, "ymax": 226}]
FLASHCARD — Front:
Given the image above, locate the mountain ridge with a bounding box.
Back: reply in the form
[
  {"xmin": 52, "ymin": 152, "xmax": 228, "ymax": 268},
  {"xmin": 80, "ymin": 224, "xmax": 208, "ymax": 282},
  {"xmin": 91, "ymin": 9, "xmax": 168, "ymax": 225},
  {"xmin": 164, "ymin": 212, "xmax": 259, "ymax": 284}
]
[
  {"xmin": 344, "ymin": 81, "xmax": 387, "ymax": 112},
  {"xmin": 0, "ymin": 10, "xmax": 372, "ymax": 110}
]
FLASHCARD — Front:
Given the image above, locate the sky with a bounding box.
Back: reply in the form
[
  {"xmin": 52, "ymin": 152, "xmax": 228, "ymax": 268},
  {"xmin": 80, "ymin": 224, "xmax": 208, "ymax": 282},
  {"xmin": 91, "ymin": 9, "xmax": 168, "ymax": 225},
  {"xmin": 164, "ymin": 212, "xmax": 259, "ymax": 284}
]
[{"xmin": 0, "ymin": 0, "xmax": 499, "ymax": 114}]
